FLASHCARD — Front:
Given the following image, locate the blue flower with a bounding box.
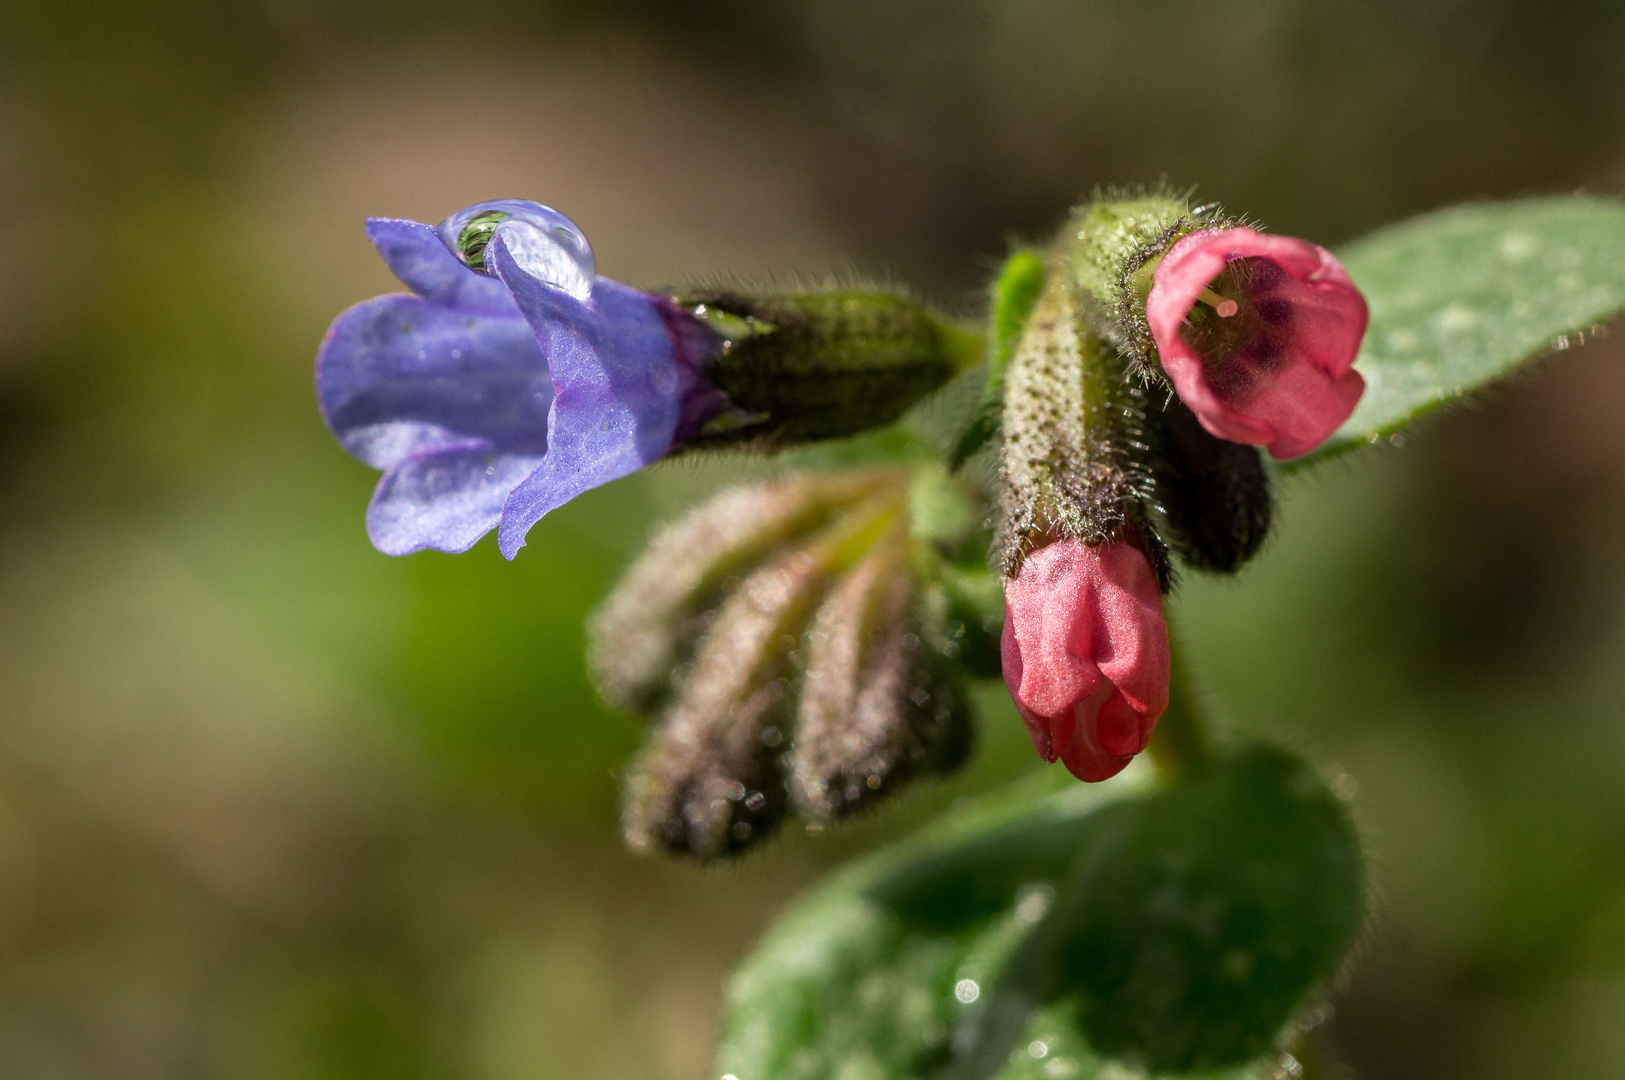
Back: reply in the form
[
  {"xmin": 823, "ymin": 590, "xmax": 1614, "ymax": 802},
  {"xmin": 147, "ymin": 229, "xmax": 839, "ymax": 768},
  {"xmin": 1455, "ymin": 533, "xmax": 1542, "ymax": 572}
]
[{"xmin": 317, "ymin": 200, "xmax": 727, "ymax": 558}]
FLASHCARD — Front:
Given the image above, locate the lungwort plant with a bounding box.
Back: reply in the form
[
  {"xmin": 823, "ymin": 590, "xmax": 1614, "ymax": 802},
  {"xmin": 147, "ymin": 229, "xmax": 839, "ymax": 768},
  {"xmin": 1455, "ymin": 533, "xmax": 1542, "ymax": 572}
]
[{"xmin": 316, "ymin": 190, "xmax": 1625, "ymax": 1079}]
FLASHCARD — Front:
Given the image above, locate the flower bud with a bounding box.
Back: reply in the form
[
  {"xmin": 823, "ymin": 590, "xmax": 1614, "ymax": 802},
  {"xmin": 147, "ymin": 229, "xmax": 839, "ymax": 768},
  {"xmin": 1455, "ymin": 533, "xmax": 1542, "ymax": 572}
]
[
  {"xmin": 607, "ymin": 466, "xmax": 987, "ymax": 859},
  {"xmin": 788, "ymin": 536, "xmax": 970, "ymax": 821},
  {"xmin": 672, "ymin": 289, "xmax": 982, "ymax": 448},
  {"xmin": 588, "ymin": 471, "xmax": 893, "ymax": 713},
  {"xmin": 620, "ymin": 528, "xmax": 850, "ymax": 860},
  {"xmin": 1000, "ymin": 531, "xmax": 1170, "ymax": 783}
]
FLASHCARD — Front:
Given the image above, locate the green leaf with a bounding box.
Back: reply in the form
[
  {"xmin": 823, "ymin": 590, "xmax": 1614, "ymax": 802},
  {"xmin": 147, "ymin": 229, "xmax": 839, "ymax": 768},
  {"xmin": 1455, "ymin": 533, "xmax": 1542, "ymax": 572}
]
[
  {"xmin": 714, "ymin": 745, "xmax": 1365, "ymax": 1080},
  {"xmin": 1050, "ymin": 747, "xmax": 1366, "ymax": 1072},
  {"xmin": 949, "ymin": 251, "xmax": 1046, "ymax": 470},
  {"xmin": 1296, "ymin": 195, "xmax": 1625, "ymax": 467}
]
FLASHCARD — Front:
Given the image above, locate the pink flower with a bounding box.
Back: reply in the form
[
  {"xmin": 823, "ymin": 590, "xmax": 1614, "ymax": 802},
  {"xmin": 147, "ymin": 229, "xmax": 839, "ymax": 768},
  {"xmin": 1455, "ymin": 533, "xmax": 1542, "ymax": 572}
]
[
  {"xmin": 1001, "ymin": 533, "xmax": 1170, "ymax": 782},
  {"xmin": 1146, "ymin": 228, "xmax": 1369, "ymax": 460}
]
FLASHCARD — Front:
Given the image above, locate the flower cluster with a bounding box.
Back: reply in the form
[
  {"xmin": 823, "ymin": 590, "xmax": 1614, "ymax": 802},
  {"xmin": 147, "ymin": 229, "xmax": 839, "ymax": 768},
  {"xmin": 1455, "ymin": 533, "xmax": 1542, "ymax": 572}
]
[
  {"xmin": 589, "ymin": 470, "xmax": 988, "ymax": 859},
  {"xmin": 996, "ymin": 194, "xmax": 1368, "ymax": 782},
  {"xmin": 313, "ymin": 191, "xmax": 1368, "ymax": 851}
]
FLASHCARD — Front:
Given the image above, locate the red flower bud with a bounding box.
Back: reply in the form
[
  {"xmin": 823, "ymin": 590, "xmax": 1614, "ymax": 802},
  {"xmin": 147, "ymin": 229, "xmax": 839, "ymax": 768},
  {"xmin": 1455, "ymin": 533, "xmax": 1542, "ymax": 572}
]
[
  {"xmin": 1146, "ymin": 228, "xmax": 1369, "ymax": 460},
  {"xmin": 1000, "ymin": 533, "xmax": 1170, "ymax": 782}
]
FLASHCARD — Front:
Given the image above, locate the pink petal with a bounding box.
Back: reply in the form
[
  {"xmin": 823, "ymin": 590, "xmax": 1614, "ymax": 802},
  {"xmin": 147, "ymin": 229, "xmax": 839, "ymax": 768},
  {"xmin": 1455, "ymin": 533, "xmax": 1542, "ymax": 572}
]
[
  {"xmin": 1147, "ymin": 227, "xmax": 1369, "ymax": 460},
  {"xmin": 1000, "ymin": 534, "xmax": 1170, "ymax": 782}
]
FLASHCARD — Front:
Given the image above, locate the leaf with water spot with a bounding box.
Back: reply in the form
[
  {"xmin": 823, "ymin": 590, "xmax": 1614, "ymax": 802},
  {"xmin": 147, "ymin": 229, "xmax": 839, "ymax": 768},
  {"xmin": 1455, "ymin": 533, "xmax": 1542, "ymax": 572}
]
[
  {"xmin": 1294, "ymin": 195, "xmax": 1625, "ymax": 467},
  {"xmin": 713, "ymin": 745, "xmax": 1365, "ymax": 1080}
]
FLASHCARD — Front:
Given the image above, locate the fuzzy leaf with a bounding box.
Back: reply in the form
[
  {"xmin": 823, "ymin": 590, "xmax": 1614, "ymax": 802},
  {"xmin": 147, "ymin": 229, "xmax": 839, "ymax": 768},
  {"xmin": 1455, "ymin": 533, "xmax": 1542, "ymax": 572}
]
[
  {"xmin": 1296, "ymin": 195, "xmax": 1625, "ymax": 467},
  {"xmin": 714, "ymin": 745, "xmax": 1364, "ymax": 1080}
]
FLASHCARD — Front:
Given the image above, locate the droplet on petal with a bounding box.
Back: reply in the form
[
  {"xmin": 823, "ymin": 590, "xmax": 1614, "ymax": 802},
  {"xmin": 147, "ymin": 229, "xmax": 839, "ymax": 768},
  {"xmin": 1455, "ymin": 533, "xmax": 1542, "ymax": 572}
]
[{"xmin": 437, "ymin": 198, "xmax": 595, "ymax": 301}]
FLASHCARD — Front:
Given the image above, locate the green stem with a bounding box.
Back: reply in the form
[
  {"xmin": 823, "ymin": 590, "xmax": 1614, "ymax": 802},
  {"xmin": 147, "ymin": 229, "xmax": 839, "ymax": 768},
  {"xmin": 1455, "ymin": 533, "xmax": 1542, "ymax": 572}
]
[{"xmin": 1146, "ymin": 627, "xmax": 1216, "ymax": 780}]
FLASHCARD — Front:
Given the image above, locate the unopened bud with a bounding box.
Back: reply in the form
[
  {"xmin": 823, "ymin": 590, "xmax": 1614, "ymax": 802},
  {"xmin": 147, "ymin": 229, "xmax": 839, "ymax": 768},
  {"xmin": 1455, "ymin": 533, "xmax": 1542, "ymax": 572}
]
[
  {"xmin": 788, "ymin": 536, "xmax": 970, "ymax": 821},
  {"xmin": 589, "ymin": 471, "xmax": 894, "ymax": 713},
  {"xmin": 1145, "ymin": 396, "xmax": 1274, "ymax": 574},
  {"xmin": 622, "ymin": 493, "xmax": 902, "ymax": 859}
]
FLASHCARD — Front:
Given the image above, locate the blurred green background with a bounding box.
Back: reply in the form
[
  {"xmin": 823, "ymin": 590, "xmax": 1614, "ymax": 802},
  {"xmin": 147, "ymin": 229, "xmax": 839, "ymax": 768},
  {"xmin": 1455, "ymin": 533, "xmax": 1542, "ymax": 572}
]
[{"xmin": 1, "ymin": 1, "xmax": 1624, "ymax": 1076}]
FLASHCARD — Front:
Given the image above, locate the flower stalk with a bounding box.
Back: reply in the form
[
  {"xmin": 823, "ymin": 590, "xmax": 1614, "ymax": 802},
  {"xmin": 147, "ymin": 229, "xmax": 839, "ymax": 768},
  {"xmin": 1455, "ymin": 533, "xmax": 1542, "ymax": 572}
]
[{"xmin": 1143, "ymin": 632, "xmax": 1216, "ymax": 781}]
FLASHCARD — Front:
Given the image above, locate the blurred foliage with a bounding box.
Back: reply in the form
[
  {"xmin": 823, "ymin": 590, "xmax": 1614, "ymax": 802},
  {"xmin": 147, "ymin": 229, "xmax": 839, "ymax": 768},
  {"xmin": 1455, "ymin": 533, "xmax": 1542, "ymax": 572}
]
[{"xmin": 0, "ymin": 1, "xmax": 1623, "ymax": 1078}]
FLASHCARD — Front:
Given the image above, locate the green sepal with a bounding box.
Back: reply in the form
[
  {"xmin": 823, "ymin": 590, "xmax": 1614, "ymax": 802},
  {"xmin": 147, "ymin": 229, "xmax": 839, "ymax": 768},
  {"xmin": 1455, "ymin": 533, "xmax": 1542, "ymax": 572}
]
[
  {"xmin": 1293, "ymin": 195, "xmax": 1625, "ymax": 468},
  {"xmin": 1065, "ymin": 192, "xmax": 1233, "ymax": 372},
  {"xmin": 714, "ymin": 744, "xmax": 1366, "ymax": 1080},
  {"xmin": 995, "ymin": 264, "xmax": 1167, "ymax": 582},
  {"xmin": 675, "ymin": 289, "xmax": 984, "ymax": 450}
]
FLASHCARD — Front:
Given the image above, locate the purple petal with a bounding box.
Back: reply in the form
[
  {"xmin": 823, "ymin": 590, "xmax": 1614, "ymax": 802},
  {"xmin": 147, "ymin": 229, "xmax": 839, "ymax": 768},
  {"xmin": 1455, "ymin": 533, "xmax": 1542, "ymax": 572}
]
[
  {"xmin": 317, "ymin": 294, "xmax": 553, "ymax": 469},
  {"xmin": 485, "ymin": 229, "xmax": 707, "ymax": 558},
  {"xmin": 367, "ymin": 444, "xmax": 549, "ymax": 555},
  {"xmin": 365, "ymin": 218, "xmax": 517, "ymax": 313}
]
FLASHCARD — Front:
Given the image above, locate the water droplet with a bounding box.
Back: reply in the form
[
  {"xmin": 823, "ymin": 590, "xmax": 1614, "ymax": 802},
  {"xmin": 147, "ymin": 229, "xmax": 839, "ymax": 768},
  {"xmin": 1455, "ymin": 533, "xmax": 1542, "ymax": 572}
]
[
  {"xmin": 744, "ymin": 791, "xmax": 767, "ymax": 812},
  {"xmin": 438, "ymin": 199, "xmax": 595, "ymax": 300},
  {"xmin": 865, "ymin": 774, "xmax": 882, "ymax": 790},
  {"xmin": 1331, "ymin": 771, "xmax": 1359, "ymax": 801},
  {"xmin": 954, "ymin": 979, "xmax": 980, "ymax": 1003},
  {"xmin": 451, "ymin": 348, "xmax": 462, "ymax": 359},
  {"xmin": 760, "ymin": 726, "xmax": 783, "ymax": 748},
  {"xmin": 732, "ymin": 821, "xmax": 752, "ymax": 840},
  {"xmin": 725, "ymin": 781, "xmax": 746, "ymax": 801},
  {"xmin": 1028, "ymin": 1041, "xmax": 1049, "ymax": 1059},
  {"xmin": 1553, "ymin": 334, "xmax": 1571, "ymax": 351}
]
